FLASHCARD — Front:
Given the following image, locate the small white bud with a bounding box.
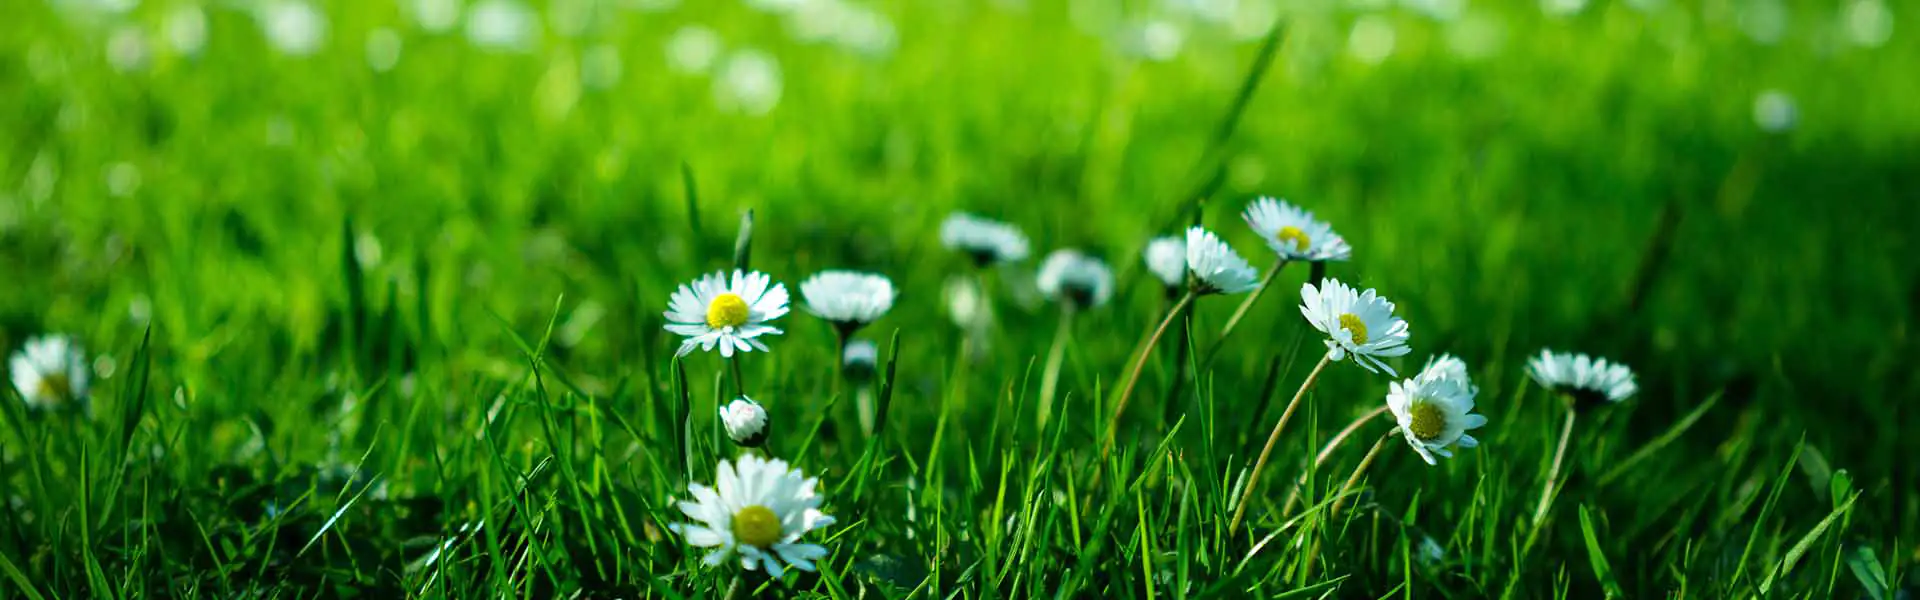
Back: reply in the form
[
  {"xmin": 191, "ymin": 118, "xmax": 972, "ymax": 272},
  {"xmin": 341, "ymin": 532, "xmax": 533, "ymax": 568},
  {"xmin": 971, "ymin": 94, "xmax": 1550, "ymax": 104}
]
[{"xmin": 720, "ymin": 396, "xmax": 768, "ymax": 447}]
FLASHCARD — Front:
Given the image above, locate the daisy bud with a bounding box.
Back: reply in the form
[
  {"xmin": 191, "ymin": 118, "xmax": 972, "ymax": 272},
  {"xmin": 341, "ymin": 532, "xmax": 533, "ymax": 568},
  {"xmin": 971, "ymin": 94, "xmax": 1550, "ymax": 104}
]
[{"xmin": 721, "ymin": 396, "xmax": 769, "ymax": 447}]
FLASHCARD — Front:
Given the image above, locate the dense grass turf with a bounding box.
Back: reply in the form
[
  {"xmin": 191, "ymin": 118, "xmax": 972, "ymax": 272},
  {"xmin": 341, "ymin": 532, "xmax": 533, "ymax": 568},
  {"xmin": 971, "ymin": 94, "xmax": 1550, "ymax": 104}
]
[{"xmin": 3, "ymin": 0, "xmax": 1917, "ymax": 597}]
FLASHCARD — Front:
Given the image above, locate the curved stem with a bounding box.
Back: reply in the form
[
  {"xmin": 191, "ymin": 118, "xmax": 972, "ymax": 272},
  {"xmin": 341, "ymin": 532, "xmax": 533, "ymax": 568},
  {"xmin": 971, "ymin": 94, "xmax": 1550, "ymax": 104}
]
[
  {"xmin": 1038, "ymin": 306, "xmax": 1076, "ymax": 433},
  {"xmin": 729, "ymin": 357, "xmax": 747, "ymax": 399},
  {"xmin": 1228, "ymin": 354, "xmax": 1333, "ymax": 535},
  {"xmin": 1100, "ymin": 291, "xmax": 1196, "ymax": 460},
  {"xmin": 1282, "ymin": 405, "xmax": 1391, "ymax": 517},
  {"xmin": 1303, "ymin": 429, "xmax": 1394, "ymax": 581},
  {"xmin": 1529, "ymin": 402, "xmax": 1579, "ymax": 539},
  {"xmin": 1205, "ymin": 260, "xmax": 1288, "ymax": 364}
]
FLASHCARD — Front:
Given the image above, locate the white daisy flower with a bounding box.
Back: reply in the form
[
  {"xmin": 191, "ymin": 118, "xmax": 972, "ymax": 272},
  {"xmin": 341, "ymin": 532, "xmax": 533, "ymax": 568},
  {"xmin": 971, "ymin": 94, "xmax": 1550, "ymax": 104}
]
[
  {"xmin": 1299, "ymin": 278, "xmax": 1411, "ymax": 375},
  {"xmin": 1184, "ymin": 226, "xmax": 1260, "ymax": 295},
  {"xmin": 671, "ymin": 454, "xmax": 835, "ymax": 577},
  {"xmin": 1242, "ymin": 197, "xmax": 1352, "ymax": 262},
  {"xmin": 720, "ymin": 396, "xmax": 768, "ymax": 447},
  {"xmin": 664, "ymin": 270, "xmax": 790, "ymax": 357},
  {"xmin": 1526, "ymin": 350, "xmax": 1637, "ymax": 406},
  {"xmin": 1387, "ymin": 354, "xmax": 1486, "ymax": 465},
  {"xmin": 1143, "ymin": 236, "xmax": 1187, "ymax": 288},
  {"xmin": 842, "ymin": 339, "xmax": 879, "ymax": 382},
  {"xmin": 800, "ymin": 270, "xmax": 895, "ymax": 333},
  {"xmin": 940, "ymin": 212, "xmax": 1030, "ymax": 266},
  {"xmin": 1036, "ymin": 250, "xmax": 1115, "ymax": 309},
  {"xmin": 9, "ymin": 335, "xmax": 90, "ymax": 410}
]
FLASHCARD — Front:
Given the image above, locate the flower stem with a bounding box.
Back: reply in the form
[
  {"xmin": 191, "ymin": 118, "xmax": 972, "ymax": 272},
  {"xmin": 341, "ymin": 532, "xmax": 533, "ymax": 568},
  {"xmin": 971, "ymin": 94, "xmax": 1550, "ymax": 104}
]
[
  {"xmin": 729, "ymin": 357, "xmax": 747, "ymax": 398},
  {"xmin": 1100, "ymin": 290, "xmax": 1196, "ymax": 460},
  {"xmin": 1302, "ymin": 428, "xmax": 1394, "ymax": 581},
  {"xmin": 1159, "ymin": 300, "xmax": 1195, "ymax": 424},
  {"xmin": 1204, "ymin": 260, "xmax": 1288, "ymax": 365},
  {"xmin": 1527, "ymin": 401, "xmax": 1579, "ymax": 549},
  {"xmin": 1038, "ymin": 305, "xmax": 1076, "ymax": 434},
  {"xmin": 1282, "ymin": 405, "xmax": 1390, "ymax": 517},
  {"xmin": 1228, "ymin": 353, "xmax": 1332, "ymax": 536}
]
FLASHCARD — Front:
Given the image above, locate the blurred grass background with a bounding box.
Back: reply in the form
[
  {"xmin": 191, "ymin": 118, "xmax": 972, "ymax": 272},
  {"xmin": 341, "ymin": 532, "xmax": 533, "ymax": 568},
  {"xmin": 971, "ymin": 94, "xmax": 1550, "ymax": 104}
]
[{"xmin": 2, "ymin": 0, "xmax": 1916, "ymax": 596}]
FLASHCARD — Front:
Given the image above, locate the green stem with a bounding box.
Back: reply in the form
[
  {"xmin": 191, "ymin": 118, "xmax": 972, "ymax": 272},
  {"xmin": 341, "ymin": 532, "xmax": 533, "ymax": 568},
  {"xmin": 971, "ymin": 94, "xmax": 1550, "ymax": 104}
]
[
  {"xmin": 1228, "ymin": 354, "xmax": 1332, "ymax": 536},
  {"xmin": 1038, "ymin": 305, "xmax": 1076, "ymax": 434},
  {"xmin": 1282, "ymin": 405, "xmax": 1390, "ymax": 517},
  {"xmin": 1303, "ymin": 429, "xmax": 1394, "ymax": 582},
  {"xmin": 1100, "ymin": 290, "xmax": 1196, "ymax": 460},
  {"xmin": 1525, "ymin": 400, "xmax": 1579, "ymax": 555},
  {"xmin": 1204, "ymin": 260, "xmax": 1288, "ymax": 365}
]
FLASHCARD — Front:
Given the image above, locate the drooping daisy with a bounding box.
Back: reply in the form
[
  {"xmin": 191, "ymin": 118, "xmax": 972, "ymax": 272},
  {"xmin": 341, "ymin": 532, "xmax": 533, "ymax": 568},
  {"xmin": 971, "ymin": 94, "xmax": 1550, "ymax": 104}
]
[
  {"xmin": 1299, "ymin": 278, "xmax": 1411, "ymax": 375},
  {"xmin": 672, "ymin": 454, "xmax": 835, "ymax": 576},
  {"xmin": 1184, "ymin": 226, "xmax": 1260, "ymax": 295},
  {"xmin": 1242, "ymin": 197, "xmax": 1352, "ymax": 262},
  {"xmin": 1527, "ymin": 350, "xmax": 1637, "ymax": 408},
  {"xmin": 9, "ymin": 336, "xmax": 90, "ymax": 410},
  {"xmin": 1387, "ymin": 354, "xmax": 1486, "ymax": 465},
  {"xmin": 1036, "ymin": 250, "xmax": 1115, "ymax": 309},
  {"xmin": 800, "ymin": 270, "xmax": 895, "ymax": 334},
  {"xmin": 721, "ymin": 396, "xmax": 768, "ymax": 447},
  {"xmin": 665, "ymin": 270, "xmax": 790, "ymax": 357},
  {"xmin": 939, "ymin": 212, "xmax": 1030, "ymax": 266},
  {"xmin": 842, "ymin": 339, "xmax": 879, "ymax": 383},
  {"xmin": 1142, "ymin": 236, "xmax": 1187, "ymax": 289}
]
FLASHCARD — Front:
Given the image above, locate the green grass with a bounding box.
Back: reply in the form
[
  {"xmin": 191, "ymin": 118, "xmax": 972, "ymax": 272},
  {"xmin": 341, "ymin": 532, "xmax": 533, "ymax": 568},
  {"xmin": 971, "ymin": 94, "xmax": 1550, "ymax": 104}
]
[{"xmin": 2, "ymin": 0, "xmax": 1916, "ymax": 597}]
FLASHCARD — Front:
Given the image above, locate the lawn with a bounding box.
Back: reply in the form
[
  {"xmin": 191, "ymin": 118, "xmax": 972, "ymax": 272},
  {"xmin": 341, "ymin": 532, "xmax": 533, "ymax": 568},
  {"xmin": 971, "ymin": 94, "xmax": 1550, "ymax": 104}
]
[{"xmin": 2, "ymin": 0, "xmax": 1915, "ymax": 597}]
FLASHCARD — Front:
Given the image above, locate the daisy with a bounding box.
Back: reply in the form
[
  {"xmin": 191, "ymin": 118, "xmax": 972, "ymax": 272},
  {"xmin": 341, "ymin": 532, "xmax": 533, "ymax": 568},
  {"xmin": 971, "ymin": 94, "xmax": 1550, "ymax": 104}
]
[
  {"xmin": 939, "ymin": 212, "xmax": 1030, "ymax": 266},
  {"xmin": 665, "ymin": 270, "xmax": 790, "ymax": 357},
  {"xmin": 1036, "ymin": 249, "xmax": 1115, "ymax": 309},
  {"xmin": 1526, "ymin": 350, "xmax": 1637, "ymax": 407},
  {"xmin": 1142, "ymin": 236, "xmax": 1186, "ymax": 289},
  {"xmin": 1183, "ymin": 226, "xmax": 1260, "ymax": 295},
  {"xmin": 10, "ymin": 335, "xmax": 90, "ymax": 410},
  {"xmin": 721, "ymin": 396, "xmax": 769, "ymax": 447},
  {"xmin": 671, "ymin": 454, "xmax": 835, "ymax": 577},
  {"xmin": 842, "ymin": 339, "xmax": 879, "ymax": 383},
  {"xmin": 1242, "ymin": 197, "xmax": 1352, "ymax": 262},
  {"xmin": 1387, "ymin": 354, "xmax": 1487, "ymax": 465},
  {"xmin": 1299, "ymin": 278, "xmax": 1411, "ymax": 375},
  {"xmin": 800, "ymin": 270, "xmax": 895, "ymax": 334}
]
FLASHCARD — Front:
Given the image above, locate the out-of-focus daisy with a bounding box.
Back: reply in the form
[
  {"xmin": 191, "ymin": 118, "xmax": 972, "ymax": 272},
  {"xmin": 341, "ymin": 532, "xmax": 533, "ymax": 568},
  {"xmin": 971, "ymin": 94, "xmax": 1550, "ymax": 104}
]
[
  {"xmin": 720, "ymin": 396, "xmax": 768, "ymax": 447},
  {"xmin": 1753, "ymin": 90, "xmax": 1798, "ymax": 133},
  {"xmin": 666, "ymin": 25, "xmax": 723, "ymax": 75},
  {"xmin": 943, "ymin": 275, "xmax": 992, "ymax": 330},
  {"xmin": 842, "ymin": 339, "xmax": 879, "ymax": 383},
  {"xmin": 800, "ymin": 271, "xmax": 895, "ymax": 334},
  {"xmin": 1183, "ymin": 226, "xmax": 1259, "ymax": 295},
  {"xmin": 465, "ymin": 0, "xmax": 538, "ymax": 52},
  {"xmin": 1036, "ymin": 250, "xmax": 1115, "ymax": 309},
  {"xmin": 259, "ymin": 1, "xmax": 328, "ymax": 57},
  {"xmin": 10, "ymin": 336, "xmax": 90, "ymax": 410},
  {"xmin": 671, "ymin": 454, "xmax": 834, "ymax": 576},
  {"xmin": 1299, "ymin": 278, "xmax": 1411, "ymax": 375},
  {"xmin": 664, "ymin": 270, "xmax": 789, "ymax": 357},
  {"xmin": 1143, "ymin": 236, "xmax": 1186, "ymax": 289},
  {"xmin": 714, "ymin": 49, "xmax": 783, "ymax": 115},
  {"xmin": 1387, "ymin": 354, "xmax": 1486, "ymax": 465},
  {"xmin": 1242, "ymin": 197, "xmax": 1351, "ymax": 262},
  {"xmin": 1526, "ymin": 350, "xmax": 1637, "ymax": 407},
  {"xmin": 940, "ymin": 212, "xmax": 1030, "ymax": 266}
]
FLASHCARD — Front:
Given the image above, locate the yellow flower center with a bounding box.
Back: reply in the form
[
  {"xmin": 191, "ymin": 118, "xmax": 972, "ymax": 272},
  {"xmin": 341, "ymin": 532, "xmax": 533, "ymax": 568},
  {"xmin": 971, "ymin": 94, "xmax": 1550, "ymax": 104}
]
[
  {"xmin": 1408, "ymin": 401, "xmax": 1447, "ymax": 441},
  {"xmin": 731, "ymin": 505, "xmax": 783, "ymax": 548},
  {"xmin": 1338, "ymin": 313, "xmax": 1369, "ymax": 345},
  {"xmin": 705, "ymin": 293, "xmax": 751, "ymax": 329},
  {"xmin": 1276, "ymin": 226, "xmax": 1311, "ymax": 253},
  {"xmin": 36, "ymin": 373, "xmax": 73, "ymax": 403}
]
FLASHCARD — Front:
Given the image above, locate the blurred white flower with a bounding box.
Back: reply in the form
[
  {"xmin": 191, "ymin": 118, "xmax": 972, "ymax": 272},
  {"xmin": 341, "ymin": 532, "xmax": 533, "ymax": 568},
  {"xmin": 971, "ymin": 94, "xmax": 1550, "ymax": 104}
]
[
  {"xmin": 1143, "ymin": 236, "xmax": 1186, "ymax": 288},
  {"xmin": 1300, "ymin": 278, "xmax": 1411, "ymax": 375},
  {"xmin": 940, "ymin": 212, "xmax": 1030, "ymax": 266},
  {"xmin": 721, "ymin": 396, "xmax": 769, "ymax": 447},
  {"xmin": 1842, "ymin": 0, "xmax": 1894, "ymax": 48},
  {"xmin": 260, "ymin": 1, "xmax": 328, "ymax": 57},
  {"xmin": 666, "ymin": 26, "xmax": 724, "ymax": 74},
  {"xmin": 1036, "ymin": 250, "xmax": 1115, "ymax": 309},
  {"xmin": 581, "ymin": 44, "xmax": 623, "ymax": 90},
  {"xmin": 1527, "ymin": 350, "xmax": 1637, "ymax": 406},
  {"xmin": 466, "ymin": 0, "xmax": 539, "ymax": 52},
  {"xmin": 801, "ymin": 270, "xmax": 896, "ymax": 332},
  {"xmin": 106, "ymin": 26, "xmax": 150, "ymax": 72},
  {"xmin": 163, "ymin": 5, "xmax": 208, "ymax": 56},
  {"xmin": 10, "ymin": 336, "xmax": 90, "ymax": 411},
  {"xmin": 1752, "ymin": 89, "xmax": 1798, "ymax": 133},
  {"xmin": 1348, "ymin": 15, "xmax": 1395, "ymax": 65},
  {"xmin": 1183, "ymin": 226, "xmax": 1259, "ymax": 295},
  {"xmin": 714, "ymin": 49, "xmax": 783, "ymax": 115},
  {"xmin": 671, "ymin": 455, "xmax": 834, "ymax": 576},
  {"xmin": 366, "ymin": 28, "xmax": 404, "ymax": 72},
  {"xmin": 943, "ymin": 275, "xmax": 993, "ymax": 330},
  {"xmin": 410, "ymin": 0, "xmax": 463, "ymax": 33},
  {"xmin": 1387, "ymin": 354, "xmax": 1485, "ymax": 465},
  {"xmin": 1119, "ymin": 19, "xmax": 1184, "ymax": 62},
  {"xmin": 664, "ymin": 270, "xmax": 790, "ymax": 357},
  {"xmin": 842, "ymin": 339, "xmax": 879, "ymax": 382},
  {"xmin": 1242, "ymin": 197, "xmax": 1351, "ymax": 262}
]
